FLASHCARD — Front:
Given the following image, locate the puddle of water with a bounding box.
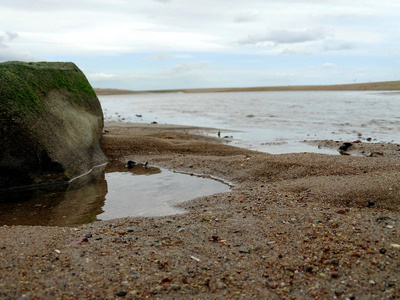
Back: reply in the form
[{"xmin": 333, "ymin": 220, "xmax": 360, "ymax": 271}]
[{"xmin": 0, "ymin": 161, "xmax": 230, "ymax": 227}]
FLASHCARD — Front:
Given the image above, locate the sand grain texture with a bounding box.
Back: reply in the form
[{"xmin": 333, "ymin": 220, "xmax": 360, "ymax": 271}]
[{"xmin": 0, "ymin": 123, "xmax": 399, "ymax": 299}]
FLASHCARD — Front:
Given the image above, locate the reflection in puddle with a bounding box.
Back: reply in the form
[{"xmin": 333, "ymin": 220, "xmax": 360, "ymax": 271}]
[{"xmin": 0, "ymin": 161, "xmax": 230, "ymax": 227}]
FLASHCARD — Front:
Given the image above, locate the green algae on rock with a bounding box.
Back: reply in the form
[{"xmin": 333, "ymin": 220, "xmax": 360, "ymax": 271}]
[{"xmin": 0, "ymin": 61, "xmax": 107, "ymax": 192}]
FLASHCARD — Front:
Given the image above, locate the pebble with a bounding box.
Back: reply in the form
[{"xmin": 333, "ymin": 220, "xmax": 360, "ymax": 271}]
[
  {"xmin": 268, "ymin": 281, "xmax": 278, "ymax": 289},
  {"xmin": 216, "ymin": 280, "xmax": 227, "ymax": 289},
  {"xmin": 115, "ymin": 291, "xmax": 127, "ymax": 297}
]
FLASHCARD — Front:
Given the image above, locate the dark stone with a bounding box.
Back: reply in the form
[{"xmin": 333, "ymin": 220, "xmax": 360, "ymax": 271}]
[
  {"xmin": 115, "ymin": 291, "xmax": 127, "ymax": 297},
  {"xmin": 380, "ymin": 248, "xmax": 387, "ymax": 254},
  {"xmin": 0, "ymin": 62, "xmax": 107, "ymax": 192},
  {"xmin": 330, "ymin": 259, "xmax": 340, "ymax": 265},
  {"xmin": 367, "ymin": 201, "xmax": 376, "ymax": 207},
  {"xmin": 126, "ymin": 161, "xmax": 136, "ymax": 168},
  {"xmin": 304, "ymin": 266, "xmax": 313, "ymax": 273},
  {"xmin": 338, "ymin": 142, "xmax": 353, "ymax": 151}
]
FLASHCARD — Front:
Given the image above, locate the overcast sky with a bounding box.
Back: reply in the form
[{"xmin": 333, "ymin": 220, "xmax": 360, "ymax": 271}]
[{"xmin": 0, "ymin": 0, "xmax": 399, "ymax": 90}]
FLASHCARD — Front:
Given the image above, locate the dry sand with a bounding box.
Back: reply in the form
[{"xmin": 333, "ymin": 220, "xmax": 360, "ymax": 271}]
[
  {"xmin": 94, "ymin": 80, "xmax": 400, "ymax": 95},
  {"xmin": 1, "ymin": 122, "xmax": 399, "ymax": 299}
]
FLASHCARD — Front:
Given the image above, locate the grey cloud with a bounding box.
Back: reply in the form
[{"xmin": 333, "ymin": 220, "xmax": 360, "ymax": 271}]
[
  {"xmin": 239, "ymin": 28, "xmax": 326, "ymax": 45},
  {"xmin": 0, "ymin": 48, "xmax": 39, "ymax": 62},
  {"xmin": 173, "ymin": 61, "xmax": 209, "ymax": 72},
  {"xmin": 234, "ymin": 14, "xmax": 258, "ymax": 23},
  {"xmin": 142, "ymin": 53, "xmax": 174, "ymax": 62},
  {"xmin": 324, "ymin": 41, "xmax": 355, "ymax": 51},
  {"xmin": 0, "ymin": 31, "xmax": 19, "ymax": 48},
  {"xmin": 6, "ymin": 31, "xmax": 18, "ymax": 41},
  {"xmin": 0, "ymin": 36, "xmax": 6, "ymax": 48}
]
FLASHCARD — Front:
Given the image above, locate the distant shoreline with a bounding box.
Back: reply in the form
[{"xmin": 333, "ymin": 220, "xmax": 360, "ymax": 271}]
[{"xmin": 94, "ymin": 80, "xmax": 400, "ymax": 95}]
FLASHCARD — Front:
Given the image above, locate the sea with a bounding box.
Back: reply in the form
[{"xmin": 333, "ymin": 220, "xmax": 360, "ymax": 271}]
[
  {"xmin": 2, "ymin": 90, "xmax": 398, "ymax": 225},
  {"xmin": 99, "ymin": 91, "xmax": 399, "ymax": 154}
]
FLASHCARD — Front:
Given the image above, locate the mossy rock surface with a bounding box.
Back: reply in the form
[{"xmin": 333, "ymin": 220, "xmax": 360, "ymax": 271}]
[{"xmin": 0, "ymin": 61, "xmax": 107, "ymax": 191}]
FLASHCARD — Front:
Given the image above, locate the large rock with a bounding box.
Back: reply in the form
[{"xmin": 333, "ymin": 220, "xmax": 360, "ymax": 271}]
[{"xmin": 0, "ymin": 61, "xmax": 107, "ymax": 190}]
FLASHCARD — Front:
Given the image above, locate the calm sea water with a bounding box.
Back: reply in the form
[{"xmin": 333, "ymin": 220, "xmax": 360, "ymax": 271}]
[{"xmin": 100, "ymin": 91, "xmax": 399, "ymax": 154}]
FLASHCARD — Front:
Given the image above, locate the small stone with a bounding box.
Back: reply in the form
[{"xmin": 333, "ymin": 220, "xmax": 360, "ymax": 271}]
[
  {"xmin": 85, "ymin": 233, "xmax": 93, "ymax": 238},
  {"xmin": 380, "ymin": 248, "xmax": 387, "ymax": 254},
  {"xmin": 330, "ymin": 259, "xmax": 339, "ymax": 265},
  {"xmin": 216, "ymin": 280, "xmax": 227, "ymax": 289},
  {"xmin": 338, "ymin": 142, "xmax": 352, "ymax": 151},
  {"xmin": 115, "ymin": 291, "xmax": 127, "ymax": 297},
  {"xmin": 391, "ymin": 243, "xmax": 400, "ymax": 248},
  {"xmin": 269, "ymin": 281, "xmax": 278, "ymax": 289},
  {"xmin": 367, "ymin": 201, "xmax": 376, "ymax": 207},
  {"xmin": 170, "ymin": 284, "xmax": 181, "ymax": 291},
  {"xmin": 239, "ymin": 249, "xmax": 250, "ymax": 254},
  {"xmin": 331, "ymin": 272, "xmax": 339, "ymax": 278},
  {"xmin": 152, "ymin": 285, "xmax": 162, "ymax": 294},
  {"xmin": 319, "ymin": 273, "xmax": 327, "ymax": 279},
  {"xmin": 335, "ymin": 291, "xmax": 343, "ymax": 297},
  {"xmin": 69, "ymin": 237, "xmax": 89, "ymax": 246},
  {"xmin": 305, "ymin": 266, "xmax": 313, "ymax": 273}
]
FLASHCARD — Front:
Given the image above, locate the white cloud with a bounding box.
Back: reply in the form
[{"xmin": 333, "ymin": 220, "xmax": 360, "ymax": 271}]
[
  {"xmin": 88, "ymin": 73, "xmax": 116, "ymax": 80},
  {"xmin": 0, "ymin": 0, "xmax": 399, "ymax": 88},
  {"xmin": 321, "ymin": 63, "xmax": 337, "ymax": 69}
]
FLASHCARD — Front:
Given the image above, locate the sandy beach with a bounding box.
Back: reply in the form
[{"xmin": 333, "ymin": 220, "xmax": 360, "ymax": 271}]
[
  {"xmin": 1, "ymin": 121, "xmax": 399, "ymax": 299},
  {"xmin": 94, "ymin": 80, "xmax": 400, "ymax": 95}
]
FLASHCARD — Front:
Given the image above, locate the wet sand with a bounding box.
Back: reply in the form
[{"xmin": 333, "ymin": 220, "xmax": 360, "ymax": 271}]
[{"xmin": 1, "ymin": 122, "xmax": 399, "ymax": 299}]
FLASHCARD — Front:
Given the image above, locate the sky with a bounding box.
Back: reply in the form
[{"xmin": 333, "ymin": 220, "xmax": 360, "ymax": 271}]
[{"xmin": 0, "ymin": 0, "xmax": 399, "ymax": 90}]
